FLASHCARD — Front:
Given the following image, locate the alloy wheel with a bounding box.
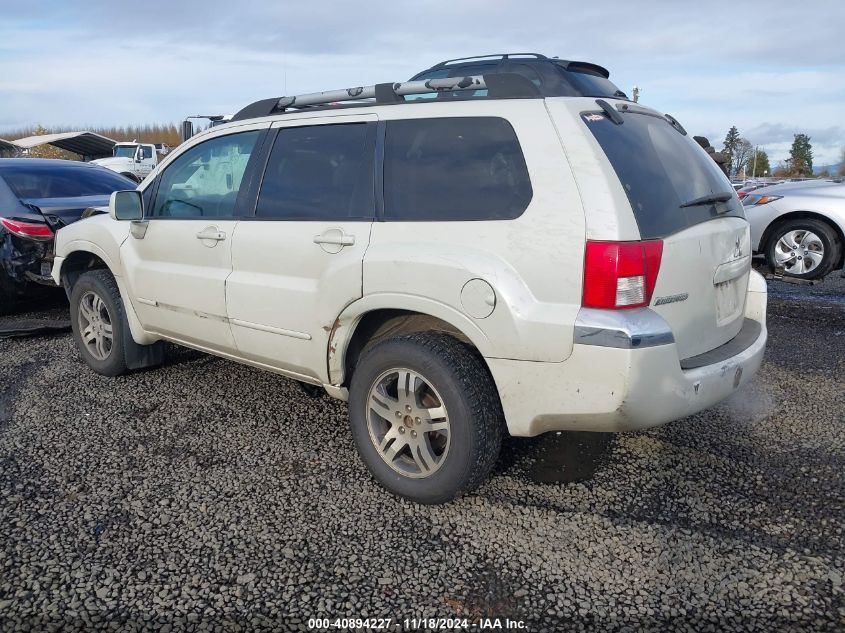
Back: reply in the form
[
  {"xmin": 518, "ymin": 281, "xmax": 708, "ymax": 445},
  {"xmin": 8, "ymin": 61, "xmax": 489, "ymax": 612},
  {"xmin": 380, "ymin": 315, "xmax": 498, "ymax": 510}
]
[
  {"xmin": 366, "ymin": 368, "xmax": 451, "ymax": 478},
  {"xmin": 77, "ymin": 291, "xmax": 114, "ymax": 361}
]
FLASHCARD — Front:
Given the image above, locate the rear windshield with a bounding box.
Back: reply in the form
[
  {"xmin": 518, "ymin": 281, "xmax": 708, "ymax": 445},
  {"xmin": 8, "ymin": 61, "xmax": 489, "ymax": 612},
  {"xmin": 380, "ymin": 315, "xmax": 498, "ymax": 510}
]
[
  {"xmin": 584, "ymin": 111, "xmax": 744, "ymax": 239},
  {"xmin": 0, "ymin": 164, "xmax": 134, "ymax": 199}
]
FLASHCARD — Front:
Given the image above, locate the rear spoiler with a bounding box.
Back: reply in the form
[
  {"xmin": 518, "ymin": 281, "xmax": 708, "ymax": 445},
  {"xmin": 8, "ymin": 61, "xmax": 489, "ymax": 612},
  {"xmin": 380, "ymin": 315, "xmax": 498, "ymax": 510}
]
[{"xmin": 554, "ymin": 60, "xmax": 610, "ymax": 79}]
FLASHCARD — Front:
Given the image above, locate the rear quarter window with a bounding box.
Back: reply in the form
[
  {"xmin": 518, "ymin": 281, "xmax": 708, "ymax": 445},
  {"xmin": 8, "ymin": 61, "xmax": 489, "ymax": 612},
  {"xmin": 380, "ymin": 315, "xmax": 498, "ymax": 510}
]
[
  {"xmin": 383, "ymin": 117, "xmax": 532, "ymax": 221},
  {"xmin": 585, "ymin": 111, "xmax": 744, "ymax": 239}
]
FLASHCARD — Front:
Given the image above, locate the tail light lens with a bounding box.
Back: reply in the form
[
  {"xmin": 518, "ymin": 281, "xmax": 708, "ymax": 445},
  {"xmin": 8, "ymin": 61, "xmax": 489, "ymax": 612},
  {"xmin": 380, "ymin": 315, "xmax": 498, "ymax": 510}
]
[
  {"xmin": 0, "ymin": 218, "xmax": 54, "ymax": 241},
  {"xmin": 583, "ymin": 240, "xmax": 663, "ymax": 309}
]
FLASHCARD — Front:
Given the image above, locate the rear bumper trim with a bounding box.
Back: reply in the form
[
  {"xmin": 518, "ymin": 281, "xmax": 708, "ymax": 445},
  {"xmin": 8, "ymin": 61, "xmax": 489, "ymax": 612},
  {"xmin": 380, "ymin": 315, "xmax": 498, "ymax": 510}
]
[
  {"xmin": 574, "ymin": 307, "xmax": 675, "ymax": 349},
  {"xmin": 679, "ymin": 318, "xmax": 762, "ymax": 370}
]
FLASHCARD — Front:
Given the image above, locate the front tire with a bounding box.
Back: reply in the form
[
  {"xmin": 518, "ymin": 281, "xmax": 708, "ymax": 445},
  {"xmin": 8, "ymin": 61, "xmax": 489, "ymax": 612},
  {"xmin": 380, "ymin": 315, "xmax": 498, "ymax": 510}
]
[
  {"xmin": 69, "ymin": 270, "xmax": 133, "ymax": 376},
  {"xmin": 348, "ymin": 332, "xmax": 504, "ymax": 504},
  {"xmin": 765, "ymin": 218, "xmax": 841, "ymax": 279}
]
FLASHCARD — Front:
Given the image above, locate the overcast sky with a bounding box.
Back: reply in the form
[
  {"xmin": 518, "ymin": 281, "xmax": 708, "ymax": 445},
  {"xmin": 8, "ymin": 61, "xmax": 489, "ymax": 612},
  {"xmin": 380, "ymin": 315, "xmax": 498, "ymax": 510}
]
[{"xmin": 1, "ymin": 0, "xmax": 843, "ymax": 166}]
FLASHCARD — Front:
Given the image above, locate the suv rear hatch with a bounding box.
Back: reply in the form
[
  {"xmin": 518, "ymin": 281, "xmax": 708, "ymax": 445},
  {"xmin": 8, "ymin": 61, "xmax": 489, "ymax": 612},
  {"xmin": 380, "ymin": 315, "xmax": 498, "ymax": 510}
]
[{"xmin": 574, "ymin": 101, "xmax": 750, "ymax": 360}]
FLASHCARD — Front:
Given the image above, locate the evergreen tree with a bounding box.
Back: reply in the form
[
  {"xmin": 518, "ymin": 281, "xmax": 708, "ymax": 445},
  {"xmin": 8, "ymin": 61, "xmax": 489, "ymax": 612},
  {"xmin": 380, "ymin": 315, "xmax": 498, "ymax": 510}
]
[
  {"xmin": 786, "ymin": 134, "xmax": 813, "ymax": 176},
  {"xmin": 722, "ymin": 126, "xmax": 741, "ymax": 176},
  {"xmin": 748, "ymin": 149, "xmax": 770, "ymax": 177}
]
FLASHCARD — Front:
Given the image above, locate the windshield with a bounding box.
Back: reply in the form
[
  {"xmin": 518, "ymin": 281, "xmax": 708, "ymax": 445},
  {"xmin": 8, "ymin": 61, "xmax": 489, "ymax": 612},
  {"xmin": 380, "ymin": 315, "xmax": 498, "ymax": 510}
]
[
  {"xmin": 114, "ymin": 145, "xmax": 138, "ymax": 158},
  {"xmin": 584, "ymin": 110, "xmax": 743, "ymax": 239}
]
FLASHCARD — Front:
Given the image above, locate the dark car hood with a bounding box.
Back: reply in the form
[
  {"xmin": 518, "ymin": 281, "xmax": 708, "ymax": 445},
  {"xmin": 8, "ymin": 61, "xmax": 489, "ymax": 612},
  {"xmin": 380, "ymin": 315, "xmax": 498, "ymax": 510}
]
[{"xmin": 21, "ymin": 195, "xmax": 112, "ymax": 228}]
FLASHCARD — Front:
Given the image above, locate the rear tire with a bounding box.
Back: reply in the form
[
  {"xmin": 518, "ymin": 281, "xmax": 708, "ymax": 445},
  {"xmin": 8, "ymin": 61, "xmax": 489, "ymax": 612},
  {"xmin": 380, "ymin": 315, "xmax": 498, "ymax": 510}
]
[
  {"xmin": 765, "ymin": 218, "xmax": 841, "ymax": 279},
  {"xmin": 69, "ymin": 270, "xmax": 146, "ymax": 376},
  {"xmin": 348, "ymin": 332, "xmax": 504, "ymax": 504}
]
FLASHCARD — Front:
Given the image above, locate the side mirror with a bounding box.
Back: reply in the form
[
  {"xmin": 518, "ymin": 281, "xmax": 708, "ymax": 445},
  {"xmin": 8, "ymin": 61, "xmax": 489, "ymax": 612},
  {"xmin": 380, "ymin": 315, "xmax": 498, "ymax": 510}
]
[{"xmin": 110, "ymin": 190, "xmax": 144, "ymax": 221}]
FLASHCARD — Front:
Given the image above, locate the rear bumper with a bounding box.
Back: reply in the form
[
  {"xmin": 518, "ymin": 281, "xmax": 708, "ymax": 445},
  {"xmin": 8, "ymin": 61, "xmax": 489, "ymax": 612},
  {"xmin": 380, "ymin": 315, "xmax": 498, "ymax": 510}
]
[
  {"xmin": 0, "ymin": 231, "xmax": 58, "ymax": 290},
  {"xmin": 489, "ymin": 270, "xmax": 768, "ymax": 436}
]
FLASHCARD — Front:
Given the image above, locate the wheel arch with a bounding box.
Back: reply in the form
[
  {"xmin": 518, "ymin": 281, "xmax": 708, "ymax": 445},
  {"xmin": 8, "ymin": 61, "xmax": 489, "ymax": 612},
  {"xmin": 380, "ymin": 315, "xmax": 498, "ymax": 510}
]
[
  {"xmin": 58, "ymin": 246, "xmax": 114, "ymax": 298},
  {"xmin": 760, "ymin": 211, "xmax": 845, "ymax": 269},
  {"xmin": 327, "ymin": 297, "xmax": 493, "ymax": 388},
  {"xmin": 59, "ymin": 244, "xmax": 157, "ymax": 346}
]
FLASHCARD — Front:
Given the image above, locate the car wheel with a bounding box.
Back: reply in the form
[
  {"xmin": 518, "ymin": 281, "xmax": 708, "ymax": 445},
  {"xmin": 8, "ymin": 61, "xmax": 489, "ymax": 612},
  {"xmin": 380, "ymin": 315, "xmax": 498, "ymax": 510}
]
[
  {"xmin": 348, "ymin": 332, "xmax": 504, "ymax": 504},
  {"xmin": 69, "ymin": 270, "xmax": 135, "ymax": 376},
  {"xmin": 766, "ymin": 218, "xmax": 841, "ymax": 280},
  {"xmin": 120, "ymin": 172, "xmax": 141, "ymax": 184}
]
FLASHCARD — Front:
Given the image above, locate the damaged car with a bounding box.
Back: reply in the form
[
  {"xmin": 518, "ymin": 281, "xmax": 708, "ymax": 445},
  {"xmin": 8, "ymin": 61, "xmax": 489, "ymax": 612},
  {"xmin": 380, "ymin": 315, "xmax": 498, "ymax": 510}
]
[{"xmin": 0, "ymin": 159, "xmax": 134, "ymax": 312}]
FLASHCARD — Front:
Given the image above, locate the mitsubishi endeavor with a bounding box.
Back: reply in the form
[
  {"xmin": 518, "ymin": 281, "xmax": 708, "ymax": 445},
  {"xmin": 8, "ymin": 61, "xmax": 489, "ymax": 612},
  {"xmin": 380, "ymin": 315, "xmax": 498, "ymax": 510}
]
[{"xmin": 51, "ymin": 54, "xmax": 768, "ymax": 503}]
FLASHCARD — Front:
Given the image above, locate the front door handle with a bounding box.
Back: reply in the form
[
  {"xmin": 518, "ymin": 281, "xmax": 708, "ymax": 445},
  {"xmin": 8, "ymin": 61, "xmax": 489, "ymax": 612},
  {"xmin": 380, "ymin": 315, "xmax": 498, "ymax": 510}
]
[
  {"xmin": 196, "ymin": 227, "xmax": 226, "ymax": 241},
  {"xmin": 313, "ymin": 231, "xmax": 355, "ymax": 246}
]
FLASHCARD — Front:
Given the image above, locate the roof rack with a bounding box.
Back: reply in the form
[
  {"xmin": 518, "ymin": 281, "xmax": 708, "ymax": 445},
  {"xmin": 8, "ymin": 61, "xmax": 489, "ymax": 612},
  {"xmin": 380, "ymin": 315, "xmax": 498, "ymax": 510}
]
[
  {"xmin": 231, "ymin": 73, "xmax": 541, "ymax": 122},
  {"xmin": 432, "ymin": 53, "xmax": 548, "ymax": 67}
]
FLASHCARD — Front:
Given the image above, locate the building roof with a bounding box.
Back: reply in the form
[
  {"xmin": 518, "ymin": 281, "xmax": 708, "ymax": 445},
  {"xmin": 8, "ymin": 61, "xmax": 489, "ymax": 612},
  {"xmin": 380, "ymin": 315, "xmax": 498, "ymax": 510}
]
[{"xmin": 11, "ymin": 131, "xmax": 116, "ymax": 159}]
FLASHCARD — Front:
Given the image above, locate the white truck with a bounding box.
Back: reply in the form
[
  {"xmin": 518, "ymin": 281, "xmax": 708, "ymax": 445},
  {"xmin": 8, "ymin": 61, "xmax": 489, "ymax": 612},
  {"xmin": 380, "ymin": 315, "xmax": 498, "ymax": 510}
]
[{"xmin": 91, "ymin": 142, "xmax": 169, "ymax": 183}]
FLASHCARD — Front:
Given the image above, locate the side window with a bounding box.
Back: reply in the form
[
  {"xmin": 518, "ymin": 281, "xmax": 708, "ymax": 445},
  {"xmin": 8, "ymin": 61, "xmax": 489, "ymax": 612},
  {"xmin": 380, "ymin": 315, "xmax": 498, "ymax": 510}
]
[
  {"xmin": 383, "ymin": 117, "xmax": 533, "ymax": 221},
  {"xmin": 255, "ymin": 123, "xmax": 375, "ymax": 220},
  {"xmin": 150, "ymin": 130, "xmax": 261, "ymax": 218},
  {"xmin": 141, "ymin": 146, "xmax": 153, "ymax": 160}
]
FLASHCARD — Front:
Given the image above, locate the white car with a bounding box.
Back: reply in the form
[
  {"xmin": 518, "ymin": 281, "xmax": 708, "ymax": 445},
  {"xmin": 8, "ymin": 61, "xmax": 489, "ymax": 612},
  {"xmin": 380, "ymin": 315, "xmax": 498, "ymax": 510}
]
[
  {"xmin": 742, "ymin": 180, "xmax": 845, "ymax": 279},
  {"xmin": 52, "ymin": 68, "xmax": 767, "ymax": 503}
]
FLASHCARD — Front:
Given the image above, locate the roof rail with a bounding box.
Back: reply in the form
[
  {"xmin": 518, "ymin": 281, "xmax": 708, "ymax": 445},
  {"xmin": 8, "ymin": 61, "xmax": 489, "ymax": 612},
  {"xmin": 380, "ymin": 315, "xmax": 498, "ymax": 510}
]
[
  {"xmin": 432, "ymin": 53, "xmax": 548, "ymax": 68},
  {"xmin": 230, "ymin": 73, "xmax": 541, "ymax": 122}
]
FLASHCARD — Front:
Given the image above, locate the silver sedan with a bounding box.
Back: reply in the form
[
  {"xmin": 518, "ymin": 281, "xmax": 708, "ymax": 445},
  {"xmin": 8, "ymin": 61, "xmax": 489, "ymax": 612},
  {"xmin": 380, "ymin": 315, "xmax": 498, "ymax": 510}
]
[{"xmin": 743, "ymin": 180, "xmax": 845, "ymax": 279}]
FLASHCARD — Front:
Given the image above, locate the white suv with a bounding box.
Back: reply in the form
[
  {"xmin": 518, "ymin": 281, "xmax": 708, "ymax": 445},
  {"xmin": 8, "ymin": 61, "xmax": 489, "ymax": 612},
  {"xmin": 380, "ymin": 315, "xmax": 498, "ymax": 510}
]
[{"xmin": 52, "ymin": 69, "xmax": 767, "ymax": 503}]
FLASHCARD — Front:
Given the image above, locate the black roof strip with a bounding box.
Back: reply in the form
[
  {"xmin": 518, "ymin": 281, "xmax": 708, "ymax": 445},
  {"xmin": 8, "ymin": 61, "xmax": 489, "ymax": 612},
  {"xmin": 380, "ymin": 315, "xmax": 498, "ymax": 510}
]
[{"xmin": 664, "ymin": 113, "xmax": 688, "ymax": 136}]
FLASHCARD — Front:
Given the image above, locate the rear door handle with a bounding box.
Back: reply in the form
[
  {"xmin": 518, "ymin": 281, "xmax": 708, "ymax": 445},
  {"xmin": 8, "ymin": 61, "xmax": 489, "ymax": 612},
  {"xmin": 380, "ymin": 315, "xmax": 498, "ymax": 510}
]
[
  {"xmin": 196, "ymin": 227, "xmax": 226, "ymax": 241},
  {"xmin": 313, "ymin": 232, "xmax": 355, "ymax": 246}
]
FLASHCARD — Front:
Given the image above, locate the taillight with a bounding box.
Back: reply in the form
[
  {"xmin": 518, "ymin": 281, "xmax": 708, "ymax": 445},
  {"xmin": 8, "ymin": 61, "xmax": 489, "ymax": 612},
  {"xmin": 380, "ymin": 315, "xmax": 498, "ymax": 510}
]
[
  {"xmin": 583, "ymin": 240, "xmax": 663, "ymax": 309},
  {"xmin": 737, "ymin": 191, "xmax": 748, "ymax": 199},
  {"xmin": 0, "ymin": 218, "xmax": 54, "ymax": 241}
]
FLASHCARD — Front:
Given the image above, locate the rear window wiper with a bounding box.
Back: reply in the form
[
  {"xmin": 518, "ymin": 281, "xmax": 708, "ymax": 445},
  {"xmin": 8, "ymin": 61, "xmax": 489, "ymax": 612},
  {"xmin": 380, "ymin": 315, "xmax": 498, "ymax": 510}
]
[
  {"xmin": 679, "ymin": 191, "xmax": 734, "ymax": 208},
  {"xmin": 594, "ymin": 99, "xmax": 623, "ymax": 124}
]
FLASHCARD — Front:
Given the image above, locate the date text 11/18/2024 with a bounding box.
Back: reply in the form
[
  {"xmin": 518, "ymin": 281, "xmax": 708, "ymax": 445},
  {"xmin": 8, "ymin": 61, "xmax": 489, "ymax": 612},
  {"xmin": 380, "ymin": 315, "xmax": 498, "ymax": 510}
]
[{"xmin": 307, "ymin": 617, "xmax": 528, "ymax": 630}]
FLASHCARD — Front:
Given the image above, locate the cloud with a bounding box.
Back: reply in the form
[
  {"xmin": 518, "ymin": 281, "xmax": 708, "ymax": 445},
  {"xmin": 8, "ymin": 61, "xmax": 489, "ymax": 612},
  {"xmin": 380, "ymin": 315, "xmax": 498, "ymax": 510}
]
[{"xmin": 0, "ymin": 0, "xmax": 843, "ymax": 163}]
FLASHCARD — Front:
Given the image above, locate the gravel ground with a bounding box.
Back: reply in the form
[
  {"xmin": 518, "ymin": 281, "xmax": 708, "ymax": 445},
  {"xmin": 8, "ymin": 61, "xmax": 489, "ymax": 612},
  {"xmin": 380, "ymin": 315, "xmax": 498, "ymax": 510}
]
[{"xmin": 0, "ymin": 276, "xmax": 843, "ymax": 632}]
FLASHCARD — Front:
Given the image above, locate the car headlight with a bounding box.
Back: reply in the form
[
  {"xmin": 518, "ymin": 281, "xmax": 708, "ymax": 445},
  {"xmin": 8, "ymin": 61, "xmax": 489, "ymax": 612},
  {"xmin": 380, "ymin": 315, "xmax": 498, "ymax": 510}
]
[{"xmin": 742, "ymin": 194, "xmax": 783, "ymax": 207}]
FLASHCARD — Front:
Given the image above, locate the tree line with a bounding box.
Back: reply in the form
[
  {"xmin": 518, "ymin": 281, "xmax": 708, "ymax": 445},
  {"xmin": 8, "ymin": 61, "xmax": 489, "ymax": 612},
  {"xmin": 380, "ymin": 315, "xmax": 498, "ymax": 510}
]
[
  {"xmin": 0, "ymin": 124, "xmax": 183, "ymax": 159},
  {"xmin": 721, "ymin": 126, "xmax": 844, "ymax": 179}
]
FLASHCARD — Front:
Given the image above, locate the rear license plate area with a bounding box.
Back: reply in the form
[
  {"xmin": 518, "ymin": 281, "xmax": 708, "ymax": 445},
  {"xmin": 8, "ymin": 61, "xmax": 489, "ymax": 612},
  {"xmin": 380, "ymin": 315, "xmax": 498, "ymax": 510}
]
[{"xmin": 715, "ymin": 279, "xmax": 741, "ymax": 324}]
